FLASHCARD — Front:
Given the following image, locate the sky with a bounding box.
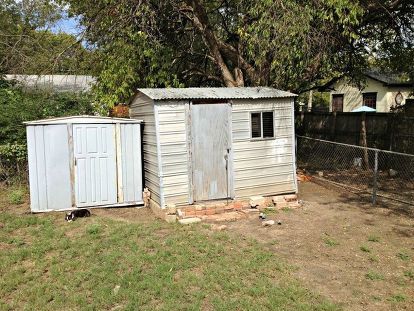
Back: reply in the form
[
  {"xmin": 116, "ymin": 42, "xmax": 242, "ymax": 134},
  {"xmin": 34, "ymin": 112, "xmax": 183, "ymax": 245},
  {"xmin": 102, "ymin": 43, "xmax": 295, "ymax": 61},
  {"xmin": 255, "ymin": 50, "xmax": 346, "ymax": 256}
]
[{"xmin": 51, "ymin": 16, "xmax": 81, "ymax": 35}]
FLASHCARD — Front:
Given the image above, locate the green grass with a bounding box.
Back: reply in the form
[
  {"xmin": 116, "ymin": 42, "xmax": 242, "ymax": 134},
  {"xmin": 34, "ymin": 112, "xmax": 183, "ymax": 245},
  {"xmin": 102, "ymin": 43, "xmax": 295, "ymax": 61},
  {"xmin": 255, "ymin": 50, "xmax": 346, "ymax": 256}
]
[
  {"xmin": 367, "ymin": 235, "xmax": 380, "ymax": 243},
  {"xmin": 396, "ymin": 252, "xmax": 410, "ymax": 261},
  {"xmin": 404, "ymin": 270, "xmax": 414, "ymax": 281},
  {"xmin": 324, "ymin": 238, "xmax": 339, "ymax": 247},
  {"xmin": 387, "ymin": 294, "xmax": 406, "ymax": 303},
  {"xmin": 0, "ymin": 211, "xmax": 339, "ymax": 310},
  {"xmin": 7, "ymin": 188, "xmax": 25, "ymax": 205},
  {"xmin": 360, "ymin": 245, "xmax": 371, "ymax": 253},
  {"xmin": 365, "ymin": 271, "xmax": 384, "ymax": 281}
]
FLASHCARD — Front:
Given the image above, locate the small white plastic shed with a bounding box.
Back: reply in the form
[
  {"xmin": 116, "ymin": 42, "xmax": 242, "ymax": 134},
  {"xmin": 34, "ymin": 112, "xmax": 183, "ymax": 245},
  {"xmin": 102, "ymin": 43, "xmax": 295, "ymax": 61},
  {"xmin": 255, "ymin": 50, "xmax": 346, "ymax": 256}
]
[{"xmin": 25, "ymin": 116, "xmax": 143, "ymax": 212}]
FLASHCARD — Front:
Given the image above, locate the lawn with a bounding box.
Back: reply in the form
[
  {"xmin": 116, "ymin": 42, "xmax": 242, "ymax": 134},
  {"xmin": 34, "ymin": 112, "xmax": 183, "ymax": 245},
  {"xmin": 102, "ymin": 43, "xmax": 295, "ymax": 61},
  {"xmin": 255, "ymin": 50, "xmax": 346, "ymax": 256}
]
[{"xmin": 0, "ymin": 188, "xmax": 337, "ymax": 310}]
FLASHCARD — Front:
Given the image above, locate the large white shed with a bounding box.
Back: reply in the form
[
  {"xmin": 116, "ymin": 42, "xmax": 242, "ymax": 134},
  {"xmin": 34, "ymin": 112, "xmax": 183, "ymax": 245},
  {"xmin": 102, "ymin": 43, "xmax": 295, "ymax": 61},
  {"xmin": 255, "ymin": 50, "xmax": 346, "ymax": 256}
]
[
  {"xmin": 129, "ymin": 87, "xmax": 297, "ymax": 208},
  {"xmin": 25, "ymin": 116, "xmax": 143, "ymax": 212}
]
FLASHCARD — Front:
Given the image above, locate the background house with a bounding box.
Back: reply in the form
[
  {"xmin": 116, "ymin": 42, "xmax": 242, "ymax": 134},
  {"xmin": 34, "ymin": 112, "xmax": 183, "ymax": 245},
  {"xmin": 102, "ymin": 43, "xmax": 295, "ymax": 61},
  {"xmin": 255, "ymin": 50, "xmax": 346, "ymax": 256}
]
[{"xmin": 327, "ymin": 71, "xmax": 414, "ymax": 112}]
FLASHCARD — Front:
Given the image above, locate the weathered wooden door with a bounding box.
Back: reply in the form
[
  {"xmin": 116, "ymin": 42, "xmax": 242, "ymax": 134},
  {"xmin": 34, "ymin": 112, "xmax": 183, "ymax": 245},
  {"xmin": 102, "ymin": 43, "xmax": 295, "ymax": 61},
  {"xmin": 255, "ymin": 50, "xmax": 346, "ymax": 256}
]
[
  {"xmin": 73, "ymin": 124, "xmax": 117, "ymax": 207},
  {"xmin": 191, "ymin": 103, "xmax": 232, "ymax": 201}
]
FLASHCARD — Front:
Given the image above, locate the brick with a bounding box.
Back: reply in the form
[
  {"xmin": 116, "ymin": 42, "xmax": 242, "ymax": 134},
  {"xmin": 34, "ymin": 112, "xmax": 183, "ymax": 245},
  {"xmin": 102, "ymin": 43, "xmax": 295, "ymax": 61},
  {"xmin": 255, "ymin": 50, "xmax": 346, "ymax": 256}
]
[
  {"xmin": 241, "ymin": 201, "xmax": 250, "ymax": 209},
  {"xmin": 215, "ymin": 207, "xmax": 225, "ymax": 214},
  {"xmin": 185, "ymin": 209, "xmax": 196, "ymax": 216},
  {"xmin": 195, "ymin": 210, "xmax": 206, "ymax": 216},
  {"xmin": 233, "ymin": 201, "xmax": 243, "ymax": 210},
  {"xmin": 194, "ymin": 204, "xmax": 204, "ymax": 211},
  {"xmin": 275, "ymin": 202, "xmax": 289, "ymax": 209},
  {"xmin": 215, "ymin": 203, "xmax": 226, "ymax": 209},
  {"xmin": 205, "ymin": 208, "xmax": 216, "ymax": 215},
  {"xmin": 284, "ymin": 194, "xmax": 298, "ymax": 202},
  {"xmin": 272, "ymin": 195, "xmax": 285, "ymax": 203}
]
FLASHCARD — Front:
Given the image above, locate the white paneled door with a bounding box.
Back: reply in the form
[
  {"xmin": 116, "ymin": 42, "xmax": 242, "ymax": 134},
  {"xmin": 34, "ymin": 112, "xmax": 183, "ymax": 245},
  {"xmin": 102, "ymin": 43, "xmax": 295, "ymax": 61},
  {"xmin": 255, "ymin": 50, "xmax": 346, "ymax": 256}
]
[{"xmin": 73, "ymin": 124, "xmax": 117, "ymax": 207}]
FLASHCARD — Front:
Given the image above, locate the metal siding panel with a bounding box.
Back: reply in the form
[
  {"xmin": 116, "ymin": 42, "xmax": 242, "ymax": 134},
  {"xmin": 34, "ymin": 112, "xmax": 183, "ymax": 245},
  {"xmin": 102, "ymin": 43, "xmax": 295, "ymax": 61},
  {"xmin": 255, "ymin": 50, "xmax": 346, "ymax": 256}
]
[
  {"xmin": 26, "ymin": 126, "xmax": 40, "ymax": 212},
  {"xmin": 34, "ymin": 126, "xmax": 48, "ymax": 210},
  {"xmin": 43, "ymin": 125, "xmax": 72, "ymax": 210},
  {"xmin": 120, "ymin": 123, "xmax": 143, "ymax": 203},
  {"xmin": 130, "ymin": 94, "xmax": 161, "ymax": 205},
  {"xmin": 156, "ymin": 103, "xmax": 190, "ymax": 206},
  {"xmin": 232, "ymin": 99, "xmax": 296, "ymax": 198}
]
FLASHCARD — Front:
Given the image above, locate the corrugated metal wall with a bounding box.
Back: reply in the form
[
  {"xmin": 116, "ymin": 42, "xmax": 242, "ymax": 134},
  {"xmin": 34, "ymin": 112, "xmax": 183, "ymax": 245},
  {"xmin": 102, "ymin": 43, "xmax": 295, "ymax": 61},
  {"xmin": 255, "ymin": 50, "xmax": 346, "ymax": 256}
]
[
  {"xmin": 130, "ymin": 94, "xmax": 161, "ymax": 205},
  {"xmin": 155, "ymin": 102, "xmax": 190, "ymax": 206},
  {"xmin": 231, "ymin": 98, "xmax": 297, "ymax": 198},
  {"xmin": 120, "ymin": 123, "xmax": 143, "ymax": 203},
  {"xmin": 27, "ymin": 125, "xmax": 72, "ymax": 211}
]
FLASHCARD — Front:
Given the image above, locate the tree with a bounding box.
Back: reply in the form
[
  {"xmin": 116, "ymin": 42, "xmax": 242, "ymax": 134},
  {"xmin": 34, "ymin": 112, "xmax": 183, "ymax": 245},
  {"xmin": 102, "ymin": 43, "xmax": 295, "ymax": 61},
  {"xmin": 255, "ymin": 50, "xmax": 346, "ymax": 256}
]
[
  {"xmin": 0, "ymin": 0, "xmax": 96, "ymax": 75},
  {"xmin": 64, "ymin": 0, "xmax": 413, "ymax": 106}
]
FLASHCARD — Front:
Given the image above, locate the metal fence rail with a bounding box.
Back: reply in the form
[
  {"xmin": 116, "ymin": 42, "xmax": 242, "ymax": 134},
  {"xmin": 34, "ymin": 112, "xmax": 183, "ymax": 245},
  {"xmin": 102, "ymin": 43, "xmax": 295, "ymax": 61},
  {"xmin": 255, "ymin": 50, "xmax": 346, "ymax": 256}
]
[{"xmin": 296, "ymin": 135, "xmax": 414, "ymax": 206}]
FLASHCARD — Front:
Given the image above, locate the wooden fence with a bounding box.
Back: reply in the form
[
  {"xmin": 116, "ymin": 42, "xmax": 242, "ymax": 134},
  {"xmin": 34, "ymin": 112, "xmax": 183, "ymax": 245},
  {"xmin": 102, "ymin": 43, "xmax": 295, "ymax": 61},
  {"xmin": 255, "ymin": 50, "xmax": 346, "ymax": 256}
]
[{"xmin": 295, "ymin": 112, "xmax": 414, "ymax": 154}]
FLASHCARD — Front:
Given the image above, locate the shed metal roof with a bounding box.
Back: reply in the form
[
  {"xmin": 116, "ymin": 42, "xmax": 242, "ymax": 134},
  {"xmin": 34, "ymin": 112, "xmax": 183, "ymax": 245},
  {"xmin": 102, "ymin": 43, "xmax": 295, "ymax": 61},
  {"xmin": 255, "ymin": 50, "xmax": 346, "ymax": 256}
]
[
  {"xmin": 24, "ymin": 115, "xmax": 142, "ymax": 125},
  {"xmin": 137, "ymin": 87, "xmax": 296, "ymax": 100}
]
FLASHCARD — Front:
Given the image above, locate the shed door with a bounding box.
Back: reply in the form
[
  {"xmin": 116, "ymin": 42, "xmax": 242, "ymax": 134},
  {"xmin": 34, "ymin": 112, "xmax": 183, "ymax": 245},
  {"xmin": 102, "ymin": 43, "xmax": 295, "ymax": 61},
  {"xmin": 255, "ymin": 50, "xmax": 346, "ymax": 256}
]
[
  {"xmin": 191, "ymin": 103, "xmax": 232, "ymax": 201},
  {"xmin": 73, "ymin": 124, "xmax": 117, "ymax": 207}
]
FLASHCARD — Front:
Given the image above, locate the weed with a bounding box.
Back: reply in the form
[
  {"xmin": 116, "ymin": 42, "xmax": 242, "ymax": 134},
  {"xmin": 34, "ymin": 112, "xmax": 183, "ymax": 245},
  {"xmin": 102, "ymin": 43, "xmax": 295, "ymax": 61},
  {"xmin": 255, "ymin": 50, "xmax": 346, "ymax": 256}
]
[
  {"xmin": 8, "ymin": 189, "xmax": 24, "ymax": 205},
  {"xmin": 368, "ymin": 255, "xmax": 378, "ymax": 263},
  {"xmin": 86, "ymin": 223, "xmax": 101, "ymax": 235},
  {"xmin": 387, "ymin": 294, "xmax": 406, "ymax": 302},
  {"xmin": 324, "ymin": 238, "xmax": 339, "ymax": 247},
  {"xmin": 367, "ymin": 235, "xmax": 380, "ymax": 242},
  {"xmin": 360, "ymin": 245, "xmax": 371, "ymax": 253},
  {"xmin": 403, "ymin": 270, "xmax": 414, "ymax": 280},
  {"xmin": 281, "ymin": 207, "xmax": 291, "ymax": 212},
  {"xmin": 263, "ymin": 207, "xmax": 278, "ymax": 214},
  {"xmin": 365, "ymin": 271, "xmax": 384, "ymax": 281},
  {"xmin": 396, "ymin": 252, "xmax": 410, "ymax": 261}
]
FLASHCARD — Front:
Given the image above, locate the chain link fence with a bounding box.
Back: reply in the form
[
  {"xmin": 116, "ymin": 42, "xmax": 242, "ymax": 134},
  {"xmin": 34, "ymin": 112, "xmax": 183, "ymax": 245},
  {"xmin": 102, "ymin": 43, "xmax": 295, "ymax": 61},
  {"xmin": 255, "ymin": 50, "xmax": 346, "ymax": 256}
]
[{"xmin": 296, "ymin": 135, "xmax": 414, "ymax": 206}]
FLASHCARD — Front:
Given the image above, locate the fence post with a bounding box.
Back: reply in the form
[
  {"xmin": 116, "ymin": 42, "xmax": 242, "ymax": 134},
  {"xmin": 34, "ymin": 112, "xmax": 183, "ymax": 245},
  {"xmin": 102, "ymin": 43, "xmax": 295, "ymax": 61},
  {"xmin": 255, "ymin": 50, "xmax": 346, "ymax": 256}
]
[{"xmin": 372, "ymin": 149, "xmax": 378, "ymax": 205}]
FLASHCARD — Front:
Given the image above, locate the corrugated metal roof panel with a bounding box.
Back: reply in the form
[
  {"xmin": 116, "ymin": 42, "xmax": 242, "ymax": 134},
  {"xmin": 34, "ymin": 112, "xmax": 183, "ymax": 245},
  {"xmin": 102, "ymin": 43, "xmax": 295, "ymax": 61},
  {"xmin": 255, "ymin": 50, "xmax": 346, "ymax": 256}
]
[
  {"xmin": 137, "ymin": 87, "xmax": 296, "ymax": 100},
  {"xmin": 24, "ymin": 115, "xmax": 142, "ymax": 125}
]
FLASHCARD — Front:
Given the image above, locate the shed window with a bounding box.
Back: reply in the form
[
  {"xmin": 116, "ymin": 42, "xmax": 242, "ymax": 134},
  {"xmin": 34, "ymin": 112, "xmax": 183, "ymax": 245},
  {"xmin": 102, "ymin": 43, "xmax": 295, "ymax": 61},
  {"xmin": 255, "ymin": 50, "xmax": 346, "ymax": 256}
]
[{"xmin": 251, "ymin": 111, "xmax": 274, "ymax": 139}]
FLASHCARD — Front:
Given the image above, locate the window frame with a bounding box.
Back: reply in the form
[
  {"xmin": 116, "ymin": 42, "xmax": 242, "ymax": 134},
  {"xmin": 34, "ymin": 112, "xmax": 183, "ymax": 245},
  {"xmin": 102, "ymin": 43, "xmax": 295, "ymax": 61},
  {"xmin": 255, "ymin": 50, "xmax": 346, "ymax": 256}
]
[
  {"xmin": 332, "ymin": 94, "xmax": 344, "ymax": 112},
  {"xmin": 249, "ymin": 110, "xmax": 275, "ymax": 141},
  {"xmin": 362, "ymin": 92, "xmax": 377, "ymax": 109}
]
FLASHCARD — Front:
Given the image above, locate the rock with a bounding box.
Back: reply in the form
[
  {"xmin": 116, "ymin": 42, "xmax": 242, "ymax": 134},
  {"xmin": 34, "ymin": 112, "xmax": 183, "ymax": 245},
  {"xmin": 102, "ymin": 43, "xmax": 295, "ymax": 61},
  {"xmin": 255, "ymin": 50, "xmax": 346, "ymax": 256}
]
[
  {"xmin": 176, "ymin": 209, "xmax": 184, "ymax": 217},
  {"xmin": 262, "ymin": 220, "xmax": 275, "ymax": 227},
  {"xmin": 165, "ymin": 214, "xmax": 177, "ymax": 223},
  {"xmin": 178, "ymin": 217, "xmax": 201, "ymax": 225},
  {"xmin": 249, "ymin": 196, "xmax": 266, "ymax": 208},
  {"xmin": 317, "ymin": 171, "xmax": 324, "ymax": 177},
  {"xmin": 259, "ymin": 212, "xmax": 267, "ymax": 220},
  {"xmin": 277, "ymin": 220, "xmax": 282, "ymax": 225},
  {"xmin": 210, "ymin": 224, "xmax": 227, "ymax": 231},
  {"xmin": 389, "ymin": 169, "xmax": 398, "ymax": 177},
  {"xmin": 113, "ymin": 285, "xmax": 121, "ymax": 295}
]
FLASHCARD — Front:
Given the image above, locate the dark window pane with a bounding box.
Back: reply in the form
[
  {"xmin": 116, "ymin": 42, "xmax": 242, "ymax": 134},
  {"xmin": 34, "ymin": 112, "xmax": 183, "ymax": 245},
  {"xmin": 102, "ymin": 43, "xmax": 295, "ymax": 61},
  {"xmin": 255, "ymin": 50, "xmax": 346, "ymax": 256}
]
[
  {"xmin": 251, "ymin": 113, "xmax": 261, "ymax": 138},
  {"xmin": 262, "ymin": 111, "xmax": 274, "ymax": 138},
  {"xmin": 363, "ymin": 93, "xmax": 377, "ymax": 109},
  {"xmin": 332, "ymin": 94, "xmax": 344, "ymax": 112}
]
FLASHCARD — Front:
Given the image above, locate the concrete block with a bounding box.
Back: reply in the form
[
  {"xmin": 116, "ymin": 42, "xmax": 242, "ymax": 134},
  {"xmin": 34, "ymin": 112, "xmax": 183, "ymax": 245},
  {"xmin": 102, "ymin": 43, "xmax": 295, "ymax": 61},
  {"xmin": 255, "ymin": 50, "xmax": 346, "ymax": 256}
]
[
  {"xmin": 178, "ymin": 217, "xmax": 201, "ymax": 225},
  {"xmin": 165, "ymin": 214, "xmax": 177, "ymax": 223},
  {"xmin": 166, "ymin": 204, "xmax": 176, "ymax": 215},
  {"xmin": 249, "ymin": 195, "xmax": 266, "ymax": 207}
]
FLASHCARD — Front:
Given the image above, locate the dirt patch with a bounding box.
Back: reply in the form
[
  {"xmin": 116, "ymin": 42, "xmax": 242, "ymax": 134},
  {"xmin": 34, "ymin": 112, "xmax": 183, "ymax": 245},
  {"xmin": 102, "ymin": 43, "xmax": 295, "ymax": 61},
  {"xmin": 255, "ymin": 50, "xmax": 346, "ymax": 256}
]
[{"xmin": 224, "ymin": 182, "xmax": 414, "ymax": 311}]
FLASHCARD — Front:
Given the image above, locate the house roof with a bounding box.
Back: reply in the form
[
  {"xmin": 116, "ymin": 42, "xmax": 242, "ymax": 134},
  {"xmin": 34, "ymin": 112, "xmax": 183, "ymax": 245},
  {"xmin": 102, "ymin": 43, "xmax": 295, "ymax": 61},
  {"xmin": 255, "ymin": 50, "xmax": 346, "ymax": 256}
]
[
  {"xmin": 24, "ymin": 115, "xmax": 142, "ymax": 125},
  {"xmin": 137, "ymin": 87, "xmax": 297, "ymax": 100},
  {"xmin": 364, "ymin": 71, "xmax": 413, "ymax": 87},
  {"xmin": 5, "ymin": 75, "xmax": 96, "ymax": 92}
]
